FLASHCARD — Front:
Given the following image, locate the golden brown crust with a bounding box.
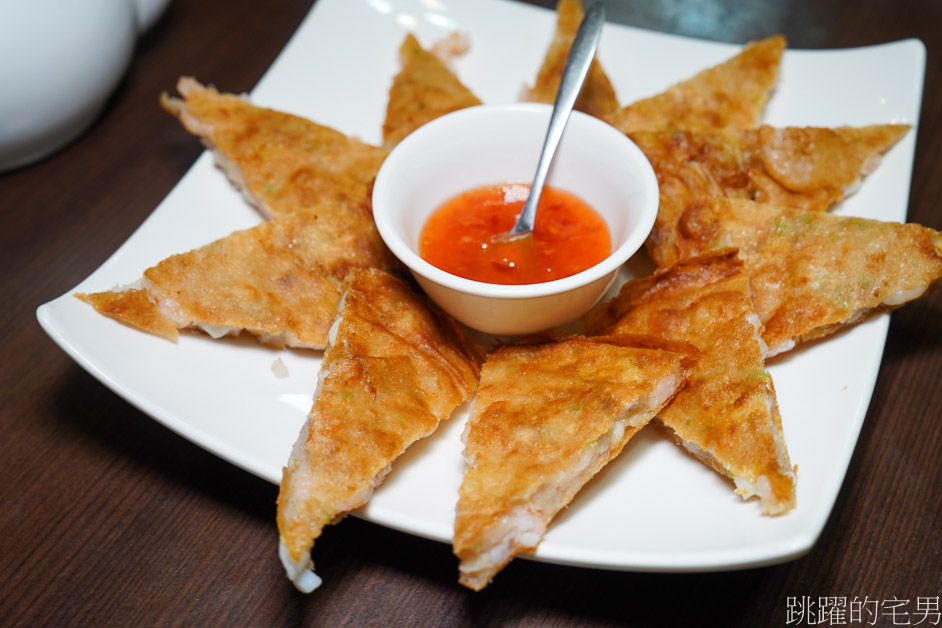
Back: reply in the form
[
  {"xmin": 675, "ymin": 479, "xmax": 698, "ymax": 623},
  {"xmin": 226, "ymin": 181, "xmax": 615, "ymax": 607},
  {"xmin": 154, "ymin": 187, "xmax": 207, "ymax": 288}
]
[
  {"xmin": 162, "ymin": 78, "xmax": 388, "ymax": 218},
  {"xmin": 756, "ymin": 125, "xmax": 911, "ymax": 196},
  {"xmin": 633, "ymin": 124, "xmax": 911, "ymax": 267},
  {"xmin": 584, "ymin": 249, "xmax": 743, "ymax": 334},
  {"xmin": 78, "ymin": 206, "xmax": 401, "ymax": 349},
  {"xmin": 325, "ymin": 269, "xmax": 482, "ymax": 401},
  {"xmin": 521, "ymin": 0, "xmax": 619, "ymax": 120},
  {"xmin": 585, "ymin": 250, "xmax": 797, "ymax": 515},
  {"xmin": 454, "ymin": 336, "xmax": 686, "ymax": 590},
  {"xmin": 278, "ymin": 269, "xmax": 479, "ymax": 565},
  {"xmin": 382, "ymin": 34, "xmax": 482, "ymax": 147},
  {"xmin": 75, "ymin": 288, "xmax": 178, "ymax": 341},
  {"xmin": 662, "ymin": 198, "xmax": 942, "ymax": 353},
  {"xmin": 607, "ymin": 35, "xmax": 785, "ymax": 134}
]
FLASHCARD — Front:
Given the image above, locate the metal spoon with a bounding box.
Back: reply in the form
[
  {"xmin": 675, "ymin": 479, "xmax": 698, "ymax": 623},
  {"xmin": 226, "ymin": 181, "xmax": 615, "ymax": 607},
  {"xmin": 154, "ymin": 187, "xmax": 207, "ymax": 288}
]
[{"xmin": 503, "ymin": 2, "xmax": 606, "ymax": 240}]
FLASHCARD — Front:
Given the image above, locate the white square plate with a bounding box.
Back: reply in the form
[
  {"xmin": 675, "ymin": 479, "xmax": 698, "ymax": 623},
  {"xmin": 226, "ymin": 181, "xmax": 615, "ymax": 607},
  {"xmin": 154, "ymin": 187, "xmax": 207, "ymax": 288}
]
[{"xmin": 37, "ymin": 0, "xmax": 925, "ymax": 572}]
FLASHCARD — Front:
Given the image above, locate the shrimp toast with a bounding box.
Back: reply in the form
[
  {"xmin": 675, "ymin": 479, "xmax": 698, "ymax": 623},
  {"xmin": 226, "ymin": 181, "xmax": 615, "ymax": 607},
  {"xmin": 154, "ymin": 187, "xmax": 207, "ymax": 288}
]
[
  {"xmin": 383, "ymin": 33, "xmax": 482, "ymax": 147},
  {"xmin": 454, "ymin": 335, "xmax": 688, "ymax": 590},
  {"xmin": 634, "ymin": 124, "xmax": 911, "ymax": 266},
  {"xmin": 162, "ymin": 78, "xmax": 387, "ymax": 219},
  {"xmin": 606, "ymin": 35, "xmax": 785, "ymax": 134},
  {"xmin": 521, "ymin": 0, "xmax": 619, "ymax": 120},
  {"xmin": 77, "ymin": 205, "xmax": 400, "ymax": 349},
  {"xmin": 585, "ymin": 250, "xmax": 797, "ymax": 515},
  {"xmin": 278, "ymin": 268, "xmax": 480, "ymax": 592},
  {"xmin": 656, "ymin": 198, "xmax": 942, "ymax": 355}
]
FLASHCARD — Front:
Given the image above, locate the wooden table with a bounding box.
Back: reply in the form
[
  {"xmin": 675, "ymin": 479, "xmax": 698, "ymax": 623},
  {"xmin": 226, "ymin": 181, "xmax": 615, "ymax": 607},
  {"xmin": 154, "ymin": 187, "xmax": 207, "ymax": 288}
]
[{"xmin": 2, "ymin": 0, "xmax": 939, "ymax": 625}]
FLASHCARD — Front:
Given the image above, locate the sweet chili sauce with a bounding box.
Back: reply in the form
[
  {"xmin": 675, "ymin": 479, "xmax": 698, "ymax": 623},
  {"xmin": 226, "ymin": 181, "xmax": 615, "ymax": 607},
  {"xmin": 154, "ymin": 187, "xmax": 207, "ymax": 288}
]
[{"xmin": 419, "ymin": 183, "xmax": 611, "ymax": 285}]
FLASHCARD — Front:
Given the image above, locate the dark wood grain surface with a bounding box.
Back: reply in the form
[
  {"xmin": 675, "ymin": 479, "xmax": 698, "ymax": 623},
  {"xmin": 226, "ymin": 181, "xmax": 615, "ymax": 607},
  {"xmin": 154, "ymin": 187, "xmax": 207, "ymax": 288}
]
[{"xmin": 2, "ymin": 0, "xmax": 939, "ymax": 626}]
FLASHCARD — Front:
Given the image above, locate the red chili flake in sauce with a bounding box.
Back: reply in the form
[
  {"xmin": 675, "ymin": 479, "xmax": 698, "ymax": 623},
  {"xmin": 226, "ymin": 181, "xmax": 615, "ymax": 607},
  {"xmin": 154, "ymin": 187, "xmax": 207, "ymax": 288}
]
[{"xmin": 419, "ymin": 183, "xmax": 611, "ymax": 285}]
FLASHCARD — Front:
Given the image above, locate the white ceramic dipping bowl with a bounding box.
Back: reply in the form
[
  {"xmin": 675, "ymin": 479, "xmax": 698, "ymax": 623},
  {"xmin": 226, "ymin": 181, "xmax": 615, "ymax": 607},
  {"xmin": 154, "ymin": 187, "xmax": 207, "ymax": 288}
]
[{"xmin": 372, "ymin": 103, "xmax": 658, "ymax": 336}]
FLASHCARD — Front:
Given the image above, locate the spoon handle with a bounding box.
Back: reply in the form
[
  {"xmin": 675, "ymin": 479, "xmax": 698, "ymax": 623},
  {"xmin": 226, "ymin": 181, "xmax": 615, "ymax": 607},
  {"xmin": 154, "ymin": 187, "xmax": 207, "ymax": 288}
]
[{"xmin": 511, "ymin": 2, "xmax": 606, "ymax": 236}]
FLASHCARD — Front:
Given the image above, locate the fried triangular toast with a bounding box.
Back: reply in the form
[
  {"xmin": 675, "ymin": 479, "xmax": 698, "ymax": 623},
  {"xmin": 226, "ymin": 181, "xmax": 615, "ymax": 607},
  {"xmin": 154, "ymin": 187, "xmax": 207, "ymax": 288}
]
[
  {"xmin": 76, "ymin": 288, "xmax": 180, "ymax": 341},
  {"xmin": 161, "ymin": 77, "xmax": 388, "ymax": 219},
  {"xmin": 382, "ymin": 33, "xmax": 482, "ymax": 147},
  {"xmin": 585, "ymin": 250, "xmax": 797, "ymax": 515},
  {"xmin": 606, "ymin": 35, "xmax": 785, "ymax": 134},
  {"xmin": 76, "ymin": 204, "xmax": 400, "ymax": 349},
  {"xmin": 278, "ymin": 268, "xmax": 480, "ymax": 592},
  {"xmin": 454, "ymin": 335, "xmax": 689, "ymax": 591},
  {"xmin": 659, "ymin": 198, "xmax": 942, "ymax": 355},
  {"xmin": 635, "ymin": 124, "xmax": 911, "ymax": 267},
  {"xmin": 520, "ymin": 0, "xmax": 619, "ymax": 120}
]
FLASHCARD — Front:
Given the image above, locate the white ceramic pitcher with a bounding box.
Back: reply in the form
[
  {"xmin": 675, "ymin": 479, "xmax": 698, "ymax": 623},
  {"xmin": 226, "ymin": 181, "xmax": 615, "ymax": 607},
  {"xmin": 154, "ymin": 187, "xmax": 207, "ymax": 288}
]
[{"xmin": 0, "ymin": 0, "xmax": 170, "ymax": 171}]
